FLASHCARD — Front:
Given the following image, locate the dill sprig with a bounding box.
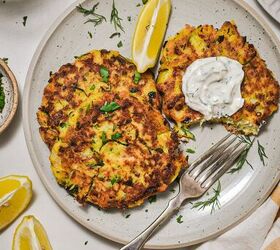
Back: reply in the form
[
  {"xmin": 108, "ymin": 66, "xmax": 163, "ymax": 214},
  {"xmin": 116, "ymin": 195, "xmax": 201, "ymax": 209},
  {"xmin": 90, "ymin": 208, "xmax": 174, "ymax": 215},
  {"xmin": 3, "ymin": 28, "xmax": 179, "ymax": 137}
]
[
  {"xmin": 257, "ymin": 140, "xmax": 267, "ymax": 166},
  {"xmin": 76, "ymin": 2, "xmax": 107, "ymax": 27},
  {"xmin": 110, "ymin": 0, "xmax": 124, "ymax": 32},
  {"xmin": 192, "ymin": 181, "xmax": 221, "ymax": 214},
  {"xmin": 228, "ymin": 136, "xmax": 254, "ymax": 174}
]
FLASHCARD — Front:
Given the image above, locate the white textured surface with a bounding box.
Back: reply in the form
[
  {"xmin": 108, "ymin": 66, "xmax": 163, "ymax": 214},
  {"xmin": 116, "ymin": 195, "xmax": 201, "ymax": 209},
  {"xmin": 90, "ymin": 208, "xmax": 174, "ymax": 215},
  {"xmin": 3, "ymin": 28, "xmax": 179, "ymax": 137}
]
[{"xmin": 0, "ymin": 0, "xmax": 280, "ymax": 249}]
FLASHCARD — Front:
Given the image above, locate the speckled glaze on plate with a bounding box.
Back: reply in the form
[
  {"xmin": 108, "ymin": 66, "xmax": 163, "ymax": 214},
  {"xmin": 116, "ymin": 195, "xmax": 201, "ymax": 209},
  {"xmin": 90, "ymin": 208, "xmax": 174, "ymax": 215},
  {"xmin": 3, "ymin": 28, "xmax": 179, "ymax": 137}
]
[
  {"xmin": 257, "ymin": 0, "xmax": 280, "ymax": 24},
  {"xmin": 23, "ymin": 0, "xmax": 280, "ymax": 248},
  {"xmin": 0, "ymin": 59, "xmax": 18, "ymax": 134}
]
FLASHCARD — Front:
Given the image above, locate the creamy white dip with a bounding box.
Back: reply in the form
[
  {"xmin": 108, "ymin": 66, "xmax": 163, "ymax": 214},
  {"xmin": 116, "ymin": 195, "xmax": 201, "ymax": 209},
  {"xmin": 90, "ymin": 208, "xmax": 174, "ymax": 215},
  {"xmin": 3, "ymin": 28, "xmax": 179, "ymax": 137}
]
[{"xmin": 182, "ymin": 56, "xmax": 245, "ymax": 120}]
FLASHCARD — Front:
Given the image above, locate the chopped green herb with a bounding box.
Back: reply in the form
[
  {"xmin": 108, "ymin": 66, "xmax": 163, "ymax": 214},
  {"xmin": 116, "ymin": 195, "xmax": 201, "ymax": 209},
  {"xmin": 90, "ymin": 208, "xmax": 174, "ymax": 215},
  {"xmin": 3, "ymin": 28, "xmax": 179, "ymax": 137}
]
[
  {"xmin": 134, "ymin": 71, "xmax": 141, "ymax": 84},
  {"xmin": 100, "ymin": 101, "xmax": 120, "ymax": 113},
  {"xmin": 228, "ymin": 136, "xmax": 254, "ymax": 174},
  {"xmin": 257, "ymin": 140, "xmax": 267, "ymax": 166},
  {"xmin": 0, "ymin": 73, "xmax": 5, "ymax": 113},
  {"xmin": 181, "ymin": 126, "xmax": 195, "ymax": 140},
  {"xmin": 87, "ymin": 160, "xmax": 104, "ymax": 168},
  {"xmin": 148, "ymin": 195, "xmax": 157, "ymax": 204},
  {"xmin": 88, "ymin": 31, "xmax": 93, "ymax": 38},
  {"xmin": 109, "ymin": 32, "xmax": 121, "ymax": 38},
  {"xmin": 59, "ymin": 122, "xmax": 67, "ymax": 128},
  {"xmin": 136, "ymin": 3, "xmax": 141, "ymax": 7},
  {"xmin": 111, "ymin": 132, "xmax": 122, "ymax": 140},
  {"xmin": 76, "ymin": 3, "xmax": 106, "ymax": 27},
  {"xmin": 125, "ymin": 214, "xmax": 131, "ymax": 218},
  {"xmin": 186, "ymin": 148, "xmax": 195, "ymax": 154},
  {"xmin": 110, "ymin": 0, "xmax": 124, "ymax": 32},
  {"xmin": 117, "ymin": 41, "xmax": 123, "ymax": 48},
  {"xmin": 170, "ymin": 188, "xmax": 176, "ymax": 193},
  {"xmin": 22, "ymin": 16, "xmax": 28, "ymax": 26},
  {"xmin": 192, "ymin": 181, "xmax": 221, "ymax": 214},
  {"xmin": 176, "ymin": 215, "xmax": 183, "ymax": 224},
  {"xmin": 101, "ymin": 131, "xmax": 107, "ymax": 145},
  {"xmin": 86, "ymin": 103, "xmax": 91, "ymax": 114},
  {"xmin": 111, "ymin": 175, "xmax": 121, "ymax": 185},
  {"xmin": 99, "ymin": 66, "xmax": 109, "ymax": 82},
  {"xmin": 90, "ymin": 85, "xmax": 95, "ymax": 91},
  {"xmin": 127, "ymin": 16, "xmax": 131, "ymax": 22},
  {"xmin": 142, "ymin": 0, "xmax": 148, "ymax": 4}
]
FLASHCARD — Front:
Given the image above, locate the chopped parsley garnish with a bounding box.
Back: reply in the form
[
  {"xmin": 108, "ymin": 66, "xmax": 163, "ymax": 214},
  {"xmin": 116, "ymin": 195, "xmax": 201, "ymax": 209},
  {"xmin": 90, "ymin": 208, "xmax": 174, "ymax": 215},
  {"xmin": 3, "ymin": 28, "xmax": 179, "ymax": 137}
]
[
  {"xmin": 136, "ymin": 3, "xmax": 141, "ymax": 7},
  {"xmin": 76, "ymin": 2, "xmax": 106, "ymax": 27},
  {"xmin": 117, "ymin": 41, "xmax": 123, "ymax": 48},
  {"xmin": 100, "ymin": 101, "xmax": 120, "ymax": 113},
  {"xmin": 228, "ymin": 136, "xmax": 254, "ymax": 174},
  {"xmin": 142, "ymin": 0, "xmax": 148, "ymax": 4},
  {"xmin": 127, "ymin": 16, "xmax": 131, "ymax": 22},
  {"xmin": 67, "ymin": 184, "xmax": 79, "ymax": 195},
  {"xmin": 87, "ymin": 160, "xmax": 104, "ymax": 168},
  {"xmin": 99, "ymin": 66, "xmax": 109, "ymax": 82},
  {"xmin": 180, "ymin": 125, "xmax": 196, "ymax": 140},
  {"xmin": 111, "ymin": 175, "xmax": 121, "ymax": 185},
  {"xmin": 0, "ymin": 73, "xmax": 5, "ymax": 113},
  {"xmin": 125, "ymin": 214, "xmax": 131, "ymax": 218},
  {"xmin": 186, "ymin": 148, "xmax": 195, "ymax": 154},
  {"xmin": 192, "ymin": 181, "xmax": 221, "ymax": 214},
  {"xmin": 109, "ymin": 32, "xmax": 121, "ymax": 38},
  {"xmin": 134, "ymin": 71, "xmax": 141, "ymax": 84},
  {"xmin": 90, "ymin": 84, "xmax": 95, "ymax": 91},
  {"xmin": 110, "ymin": 0, "xmax": 124, "ymax": 32},
  {"xmin": 22, "ymin": 16, "xmax": 28, "ymax": 26},
  {"xmin": 101, "ymin": 131, "xmax": 107, "ymax": 144},
  {"xmin": 111, "ymin": 132, "xmax": 122, "ymax": 140},
  {"xmin": 257, "ymin": 140, "xmax": 267, "ymax": 166},
  {"xmin": 176, "ymin": 215, "xmax": 183, "ymax": 224},
  {"xmin": 148, "ymin": 195, "xmax": 157, "ymax": 203},
  {"xmin": 88, "ymin": 31, "xmax": 93, "ymax": 38},
  {"xmin": 59, "ymin": 122, "xmax": 67, "ymax": 128}
]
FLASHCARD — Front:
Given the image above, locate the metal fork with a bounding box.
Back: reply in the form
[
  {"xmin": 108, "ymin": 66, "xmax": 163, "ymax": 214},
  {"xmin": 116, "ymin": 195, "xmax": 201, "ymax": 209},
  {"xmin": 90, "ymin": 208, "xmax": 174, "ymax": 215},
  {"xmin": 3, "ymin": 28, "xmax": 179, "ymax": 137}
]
[{"xmin": 120, "ymin": 133, "xmax": 248, "ymax": 250}]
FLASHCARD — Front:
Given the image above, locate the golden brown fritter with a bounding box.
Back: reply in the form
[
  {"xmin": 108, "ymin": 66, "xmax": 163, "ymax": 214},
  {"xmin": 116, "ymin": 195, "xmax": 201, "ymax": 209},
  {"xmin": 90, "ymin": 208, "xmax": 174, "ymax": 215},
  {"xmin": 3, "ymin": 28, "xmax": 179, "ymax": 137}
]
[
  {"xmin": 37, "ymin": 50, "xmax": 186, "ymax": 209},
  {"xmin": 157, "ymin": 21, "xmax": 279, "ymax": 136}
]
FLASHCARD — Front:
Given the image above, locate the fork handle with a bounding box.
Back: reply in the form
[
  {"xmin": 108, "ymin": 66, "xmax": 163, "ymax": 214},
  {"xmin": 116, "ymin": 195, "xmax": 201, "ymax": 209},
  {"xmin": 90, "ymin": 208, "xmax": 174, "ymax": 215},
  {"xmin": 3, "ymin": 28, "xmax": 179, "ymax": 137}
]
[{"xmin": 120, "ymin": 194, "xmax": 184, "ymax": 250}]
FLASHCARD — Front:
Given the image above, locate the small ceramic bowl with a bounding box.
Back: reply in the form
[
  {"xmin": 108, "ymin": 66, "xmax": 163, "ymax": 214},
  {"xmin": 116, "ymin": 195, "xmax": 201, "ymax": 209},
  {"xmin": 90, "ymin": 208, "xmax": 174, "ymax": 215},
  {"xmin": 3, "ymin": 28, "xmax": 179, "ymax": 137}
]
[{"xmin": 0, "ymin": 58, "xmax": 19, "ymax": 134}]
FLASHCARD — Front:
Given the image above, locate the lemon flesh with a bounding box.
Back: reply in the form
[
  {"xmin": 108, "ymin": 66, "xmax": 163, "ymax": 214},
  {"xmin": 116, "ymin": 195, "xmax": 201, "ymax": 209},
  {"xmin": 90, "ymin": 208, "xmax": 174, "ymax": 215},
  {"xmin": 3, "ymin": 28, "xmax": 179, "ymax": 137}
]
[
  {"xmin": 0, "ymin": 175, "xmax": 32, "ymax": 231},
  {"xmin": 12, "ymin": 215, "xmax": 53, "ymax": 250},
  {"xmin": 132, "ymin": 0, "xmax": 171, "ymax": 73}
]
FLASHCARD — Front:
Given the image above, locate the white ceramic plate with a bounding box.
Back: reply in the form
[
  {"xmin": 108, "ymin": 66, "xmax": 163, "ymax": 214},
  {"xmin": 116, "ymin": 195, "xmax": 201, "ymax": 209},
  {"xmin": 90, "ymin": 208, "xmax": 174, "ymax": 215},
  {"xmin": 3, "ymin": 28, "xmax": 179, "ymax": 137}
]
[
  {"xmin": 23, "ymin": 0, "xmax": 280, "ymax": 248},
  {"xmin": 257, "ymin": 0, "xmax": 280, "ymax": 24}
]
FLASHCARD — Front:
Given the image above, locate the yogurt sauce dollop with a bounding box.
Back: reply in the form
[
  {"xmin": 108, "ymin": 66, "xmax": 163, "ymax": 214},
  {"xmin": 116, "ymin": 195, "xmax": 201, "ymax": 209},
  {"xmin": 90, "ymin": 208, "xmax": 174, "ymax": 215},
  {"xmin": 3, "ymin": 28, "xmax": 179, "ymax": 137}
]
[{"xmin": 182, "ymin": 56, "xmax": 245, "ymax": 120}]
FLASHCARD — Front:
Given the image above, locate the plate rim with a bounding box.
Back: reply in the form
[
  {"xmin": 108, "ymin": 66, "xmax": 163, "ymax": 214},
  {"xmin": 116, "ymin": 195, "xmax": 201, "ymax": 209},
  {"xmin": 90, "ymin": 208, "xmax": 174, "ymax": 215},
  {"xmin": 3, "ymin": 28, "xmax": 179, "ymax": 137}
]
[{"xmin": 23, "ymin": 0, "xmax": 280, "ymax": 248}]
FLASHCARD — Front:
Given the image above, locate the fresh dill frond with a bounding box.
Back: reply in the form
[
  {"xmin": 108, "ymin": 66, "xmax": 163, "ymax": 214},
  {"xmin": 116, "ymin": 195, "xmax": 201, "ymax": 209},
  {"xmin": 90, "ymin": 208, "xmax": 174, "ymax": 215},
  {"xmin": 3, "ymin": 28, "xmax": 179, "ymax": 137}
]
[
  {"xmin": 228, "ymin": 136, "xmax": 254, "ymax": 174},
  {"xmin": 257, "ymin": 140, "xmax": 267, "ymax": 166},
  {"xmin": 110, "ymin": 0, "xmax": 124, "ymax": 32},
  {"xmin": 192, "ymin": 181, "xmax": 221, "ymax": 214},
  {"xmin": 76, "ymin": 2, "xmax": 106, "ymax": 27}
]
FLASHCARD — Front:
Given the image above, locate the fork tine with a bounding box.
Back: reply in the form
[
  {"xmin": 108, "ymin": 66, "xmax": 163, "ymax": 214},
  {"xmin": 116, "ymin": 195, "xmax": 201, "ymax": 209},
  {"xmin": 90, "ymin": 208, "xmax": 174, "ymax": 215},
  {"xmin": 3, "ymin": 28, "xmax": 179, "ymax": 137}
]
[
  {"xmin": 196, "ymin": 140, "xmax": 242, "ymax": 183},
  {"xmin": 202, "ymin": 144, "xmax": 248, "ymax": 189},
  {"xmin": 188, "ymin": 133, "xmax": 232, "ymax": 172},
  {"xmin": 189, "ymin": 134, "xmax": 238, "ymax": 178}
]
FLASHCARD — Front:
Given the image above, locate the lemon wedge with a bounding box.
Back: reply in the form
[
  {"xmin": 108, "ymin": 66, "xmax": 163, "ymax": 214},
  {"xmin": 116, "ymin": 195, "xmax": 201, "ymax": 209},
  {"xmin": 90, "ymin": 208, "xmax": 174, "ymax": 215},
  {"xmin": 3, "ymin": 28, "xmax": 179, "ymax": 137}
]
[
  {"xmin": 12, "ymin": 215, "xmax": 53, "ymax": 250},
  {"xmin": 132, "ymin": 0, "xmax": 171, "ymax": 73},
  {"xmin": 0, "ymin": 175, "xmax": 32, "ymax": 230}
]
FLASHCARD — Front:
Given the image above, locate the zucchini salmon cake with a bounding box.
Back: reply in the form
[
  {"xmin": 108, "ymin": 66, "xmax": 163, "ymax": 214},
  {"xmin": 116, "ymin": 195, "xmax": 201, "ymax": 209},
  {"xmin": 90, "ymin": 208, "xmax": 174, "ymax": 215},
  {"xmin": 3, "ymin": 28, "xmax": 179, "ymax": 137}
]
[
  {"xmin": 37, "ymin": 50, "xmax": 186, "ymax": 209},
  {"xmin": 157, "ymin": 21, "xmax": 280, "ymax": 137}
]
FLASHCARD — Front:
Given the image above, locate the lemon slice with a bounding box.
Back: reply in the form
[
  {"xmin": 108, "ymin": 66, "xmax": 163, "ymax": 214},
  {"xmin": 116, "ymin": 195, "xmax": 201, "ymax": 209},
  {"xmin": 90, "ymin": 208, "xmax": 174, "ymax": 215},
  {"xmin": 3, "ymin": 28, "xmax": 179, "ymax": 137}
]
[
  {"xmin": 0, "ymin": 175, "xmax": 32, "ymax": 230},
  {"xmin": 132, "ymin": 0, "xmax": 171, "ymax": 73},
  {"xmin": 12, "ymin": 215, "xmax": 53, "ymax": 250}
]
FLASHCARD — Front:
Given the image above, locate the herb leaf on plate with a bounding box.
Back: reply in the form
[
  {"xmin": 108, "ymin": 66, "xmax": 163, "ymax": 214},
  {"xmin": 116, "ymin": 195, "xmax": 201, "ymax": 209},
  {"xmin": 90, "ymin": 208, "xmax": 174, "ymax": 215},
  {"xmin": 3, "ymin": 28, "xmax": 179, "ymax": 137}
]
[
  {"xmin": 110, "ymin": 0, "xmax": 124, "ymax": 32},
  {"xmin": 77, "ymin": 2, "xmax": 106, "ymax": 27}
]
